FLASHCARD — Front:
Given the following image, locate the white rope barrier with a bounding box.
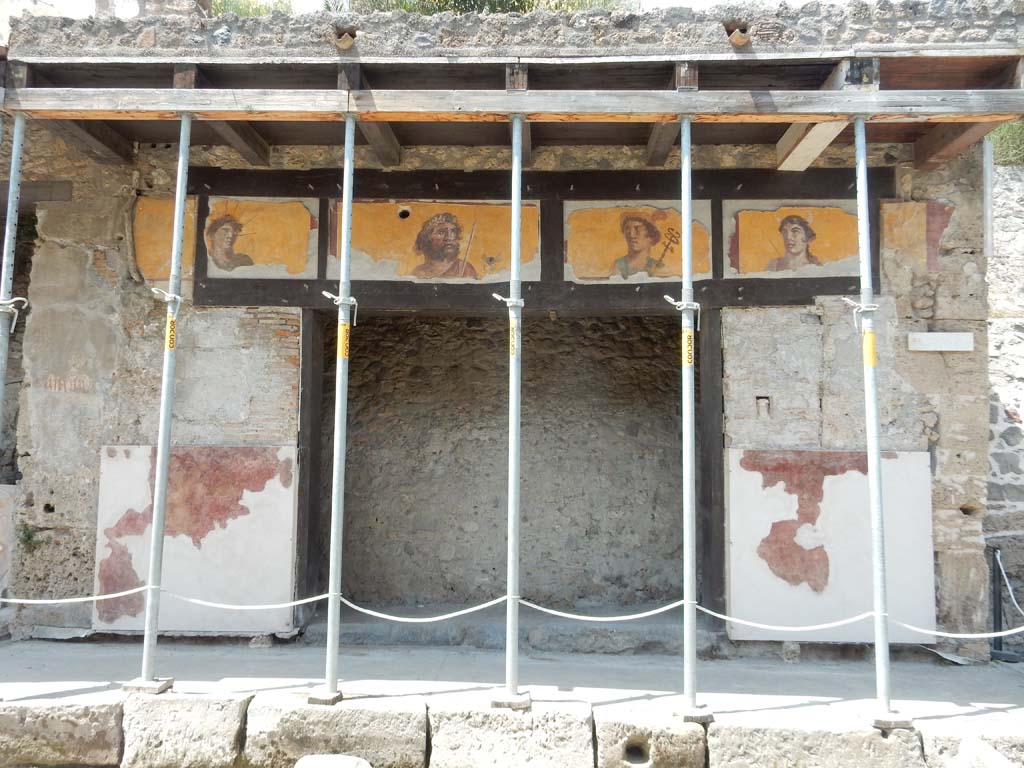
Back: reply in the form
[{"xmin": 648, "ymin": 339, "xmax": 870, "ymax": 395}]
[
  {"xmin": 892, "ymin": 621, "xmax": 1024, "ymax": 640},
  {"xmin": 0, "ymin": 586, "xmax": 151, "ymax": 605},
  {"xmin": 5, "ymin": 588, "xmax": 1024, "ymax": 640},
  {"xmin": 696, "ymin": 605, "xmax": 877, "ymax": 633},
  {"xmin": 162, "ymin": 592, "xmax": 329, "ymax": 611},
  {"xmin": 996, "ymin": 549, "xmax": 1024, "ymax": 618},
  {"xmin": 518, "ymin": 598, "xmax": 687, "ymax": 622},
  {"xmin": 339, "ymin": 595, "xmax": 507, "ymax": 623}
]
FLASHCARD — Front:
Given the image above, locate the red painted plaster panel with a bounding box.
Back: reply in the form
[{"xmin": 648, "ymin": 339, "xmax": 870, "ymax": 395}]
[{"xmin": 739, "ymin": 450, "xmax": 870, "ymax": 592}]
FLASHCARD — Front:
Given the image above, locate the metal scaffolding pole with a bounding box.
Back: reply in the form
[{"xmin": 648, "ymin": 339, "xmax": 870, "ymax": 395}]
[
  {"xmin": 492, "ymin": 114, "xmax": 529, "ymax": 710},
  {"xmin": 853, "ymin": 118, "xmax": 904, "ymax": 728},
  {"xmin": 311, "ymin": 113, "xmax": 358, "ymax": 706},
  {"xmin": 135, "ymin": 114, "xmax": 192, "ymax": 692},
  {"xmin": 0, "ymin": 114, "xmax": 28, "ymax": 438},
  {"xmin": 664, "ymin": 116, "xmax": 709, "ymax": 722}
]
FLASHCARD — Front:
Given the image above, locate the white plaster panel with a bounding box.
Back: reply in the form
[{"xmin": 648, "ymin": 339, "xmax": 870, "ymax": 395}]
[
  {"xmin": 91, "ymin": 445, "xmax": 297, "ymax": 633},
  {"xmin": 725, "ymin": 448, "xmax": 936, "ymax": 642}
]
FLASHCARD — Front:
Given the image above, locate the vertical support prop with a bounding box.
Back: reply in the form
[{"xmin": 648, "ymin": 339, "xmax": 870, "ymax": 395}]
[
  {"xmin": 135, "ymin": 114, "xmax": 192, "ymax": 693},
  {"xmin": 853, "ymin": 118, "xmax": 905, "ymax": 728},
  {"xmin": 310, "ymin": 114, "xmax": 358, "ymax": 706},
  {"xmin": 492, "ymin": 115, "xmax": 529, "ymax": 711},
  {"xmin": 0, "ymin": 114, "xmax": 27, "ymax": 438},
  {"xmin": 663, "ymin": 117, "xmax": 710, "ymax": 723}
]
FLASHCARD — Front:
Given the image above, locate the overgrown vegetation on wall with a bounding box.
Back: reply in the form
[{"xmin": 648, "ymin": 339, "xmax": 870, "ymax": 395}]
[{"xmin": 993, "ymin": 122, "xmax": 1024, "ymax": 166}]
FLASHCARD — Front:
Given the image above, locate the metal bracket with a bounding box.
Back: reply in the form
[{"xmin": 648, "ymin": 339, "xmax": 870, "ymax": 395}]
[
  {"xmin": 0, "ymin": 297, "xmax": 29, "ymax": 335},
  {"xmin": 322, "ymin": 291, "xmax": 359, "ymax": 326},
  {"xmin": 151, "ymin": 287, "xmax": 183, "ymax": 309},
  {"xmin": 663, "ymin": 295, "xmax": 701, "ymax": 330},
  {"xmin": 841, "ymin": 296, "xmax": 879, "ymax": 331},
  {"xmin": 492, "ymin": 293, "xmax": 525, "ymax": 309}
]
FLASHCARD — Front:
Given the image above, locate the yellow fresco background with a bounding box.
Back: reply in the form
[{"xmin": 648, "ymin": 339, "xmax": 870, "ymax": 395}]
[
  {"xmin": 565, "ymin": 206, "xmax": 711, "ymax": 279},
  {"xmin": 347, "ymin": 201, "xmax": 540, "ymax": 278},
  {"xmin": 134, "ymin": 197, "xmax": 198, "ymax": 281},
  {"xmin": 734, "ymin": 206, "xmax": 857, "ymax": 273},
  {"xmin": 880, "ymin": 202, "xmax": 927, "ymax": 272},
  {"xmin": 205, "ymin": 199, "xmax": 316, "ymax": 275}
]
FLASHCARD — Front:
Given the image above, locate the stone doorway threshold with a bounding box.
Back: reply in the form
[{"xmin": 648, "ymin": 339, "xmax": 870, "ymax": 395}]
[{"xmin": 1, "ymin": 640, "xmax": 1022, "ymax": 767}]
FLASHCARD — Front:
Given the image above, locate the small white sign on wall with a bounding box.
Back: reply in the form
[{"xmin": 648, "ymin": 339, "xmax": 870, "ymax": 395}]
[
  {"xmin": 907, "ymin": 332, "xmax": 974, "ymax": 352},
  {"xmin": 725, "ymin": 449, "xmax": 936, "ymax": 643}
]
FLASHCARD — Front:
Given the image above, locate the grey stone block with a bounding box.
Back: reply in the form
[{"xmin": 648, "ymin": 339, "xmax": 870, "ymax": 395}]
[
  {"xmin": 0, "ymin": 696, "xmax": 123, "ymax": 767},
  {"xmin": 244, "ymin": 691, "xmax": 426, "ymax": 768},
  {"xmin": 594, "ymin": 708, "xmax": 705, "ymax": 768},
  {"xmin": 429, "ymin": 695, "xmax": 593, "ymax": 768},
  {"xmin": 708, "ymin": 723, "xmax": 927, "ymax": 767},
  {"xmin": 294, "ymin": 757, "xmax": 373, "ymax": 768},
  {"xmin": 919, "ymin": 731, "xmax": 1024, "ymax": 767},
  {"xmin": 121, "ymin": 692, "xmax": 252, "ymax": 768}
]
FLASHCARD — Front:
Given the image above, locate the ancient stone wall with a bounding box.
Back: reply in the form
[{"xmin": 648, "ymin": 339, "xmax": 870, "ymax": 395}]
[
  {"xmin": 1, "ymin": 123, "xmax": 300, "ymax": 631},
  {"xmin": 9, "ymin": 0, "xmax": 1020, "ymax": 59},
  {"xmin": 722, "ymin": 147, "xmax": 991, "ymax": 655},
  {"xmin": 988, "ymin": 162, "xmax": 1024, "ymax": 650}
]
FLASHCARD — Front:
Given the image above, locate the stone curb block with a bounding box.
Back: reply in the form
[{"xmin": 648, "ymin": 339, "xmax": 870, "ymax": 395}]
[
  {"xmin": 429, "ymin": 698, "xmax": 593, "ymax": 768},
  {"xmin": 0, "ymin": 698, "xmax": 123, "ymax": 767},
  {"xmin": 594, "ymin": 709, "xmax": 705, "ymax": 768},
  {"xmin": 244, "ymin": 691, "xmax": 427, "ymax": 768},
  {"xmin": 707, "ymin": 724, "xmax": 927, "ymax": 767},
  {"xmin": 121, "ymin": 692, "xmax": 252, "ymax": 768},
  {"xmin": 919, "ymin": 730, "xmax": 1024, "ymax": 767}
]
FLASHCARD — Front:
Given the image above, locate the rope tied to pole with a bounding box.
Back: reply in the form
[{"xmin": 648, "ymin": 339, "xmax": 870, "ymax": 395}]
[
  {"xmin": 663, "ymin": 296, "xmax": 701, "ymax": 329},
  {"xmin": 322, "ymin": 291, "xmax": 358, "ymax": 326},
  {"xmin": 151, "ymin": 287, "xmax": 183, "ymax": 310},
  {"xmin": 0, "ymin": 297, "xmax": 29, "ymax": 335},
  {"xmin": 841, "ymin": 295, "xmax": 880, "ymax": 331}
]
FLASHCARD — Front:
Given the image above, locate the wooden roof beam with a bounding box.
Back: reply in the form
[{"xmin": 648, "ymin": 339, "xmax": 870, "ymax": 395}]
[
  {"xmin": 777, "ymin": 58, "xmax": 879, "ymax": 172},
  {"xmin": 5, "ymin": 87, "xmax": 1023, "ymax": 122},
  {"xmin": 174, "ymin": 64, "xmax": 270, "ymax": 167},
  {"xmin": 914, "ymin": 57, "xmax": 1022, "ymax": 170},
  {"xmin": 506, "ymin": 64, "xmax": 532, "ymax": 167},
  {"xmin": 339, "ymin": 64, "xmax": 400, "ymax": 167},
  {"xmin": 646, "ymin": 62, "xmax": 697, "ymax": 167},
  {"xmin": 8, "ymin": 63, "xmax": 132, "ymax": 164}
]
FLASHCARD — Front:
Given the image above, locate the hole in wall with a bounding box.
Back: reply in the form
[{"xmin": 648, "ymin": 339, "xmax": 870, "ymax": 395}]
[
  {"xmin": 960, "ymin": 504, "xmax": 980, "ymax": 517},
  {"xmin": 623, "ymin": 736, "xmax": 651, "ymax": 765},
  {"xmin": 397, "ymin": 206, "xmax": 411, "ymax": 220},
  {"xmin": 756, "ymin": 395, "xmax": 771, "ymax": 418},
  {"xmin": 43, "ymin": 503, "xmax": 54, "ymax": 513}
]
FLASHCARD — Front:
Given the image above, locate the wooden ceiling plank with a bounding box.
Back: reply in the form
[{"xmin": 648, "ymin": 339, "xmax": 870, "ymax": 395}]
[
  {"xmin": 339, "ymin": 63, "xmax": 401, "ymax": 167},
  {"xmin": 6, "ymin": 87, "xmax": 1024, "ymax": 123},
  {"xmin": 506, "ymin": 64, "xmax": 532, "ymax": 167},
  {"xmin": 174, "ymin": 63, "xmax": 270, "ymax": 166},
  {"xmin": 777, "ymin": 58, "xmax": 878, "ymax": 172},
  {"xmin": 645, "ymin": 62, "xmax": 697, "ymax": 167},
  {"xmin": 913, "ymin": 57, "xmax": 1022, "ymax": 170}
]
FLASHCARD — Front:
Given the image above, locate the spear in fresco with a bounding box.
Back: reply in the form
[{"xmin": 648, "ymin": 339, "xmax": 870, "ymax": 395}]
[{"xmin": 458, "ymin": 221, "xmax": 478, "ymax": 277}]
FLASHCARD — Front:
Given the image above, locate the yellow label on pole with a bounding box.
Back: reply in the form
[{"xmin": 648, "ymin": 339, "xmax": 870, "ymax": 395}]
[
  {"xmin": 863, "ymin": 329, "xmax": 877, "ymax": 368},
  {"xmin": 682, "ymin": 329, "xmax": 694, "ymax": 367},
  {"xmin": 338, "ymin": 322, "xmax": 351, "ymax": 360},
  {"xmin": 509, "ymin": 320, "xmax": 517, "ymax": 358},
  {"xmin": 165, "ymin": 316, "xmax": 177, "ymax": 350}
]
